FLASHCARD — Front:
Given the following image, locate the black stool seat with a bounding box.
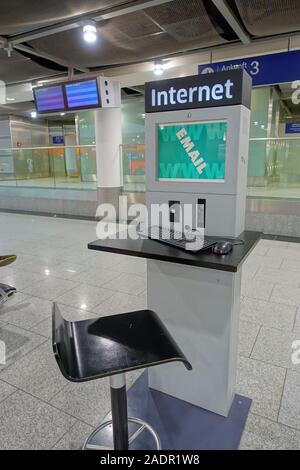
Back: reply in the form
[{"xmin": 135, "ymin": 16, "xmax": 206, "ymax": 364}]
[{"xmin": 52, "ymin": 303, "xmax": 191, "ymax": 383}]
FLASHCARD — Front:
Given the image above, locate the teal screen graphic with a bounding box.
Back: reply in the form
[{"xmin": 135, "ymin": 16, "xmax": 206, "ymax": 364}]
[{"xmin": 157, "ymin": 121, "xmax": 227, "ymax": 181}]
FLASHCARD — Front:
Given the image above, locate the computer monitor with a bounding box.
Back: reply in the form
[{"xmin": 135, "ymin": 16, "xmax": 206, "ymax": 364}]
[
  {"xmin": 157, "ymin": 120, "xmax": 227, "ymax": 182},
  {"xmin": 33, "ymin": 84, "xmax": 65, "ymax": 114},
  {"xmin": 65, "ymin": 78, "xmax": 100, "ymax": 110}
]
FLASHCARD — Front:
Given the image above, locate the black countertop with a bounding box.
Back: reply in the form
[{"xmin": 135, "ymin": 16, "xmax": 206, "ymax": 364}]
[{"xmin": 88, "ymin": 231, "xmax": 261, "ymax": 273}]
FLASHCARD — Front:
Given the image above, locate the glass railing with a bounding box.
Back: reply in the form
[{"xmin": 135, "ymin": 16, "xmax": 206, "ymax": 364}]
[
  {"xmin": 248, "ymin": 137, "xmax": 300, "ymax": 199},
  {"xmin": 121, "ymin": 143, "xmax": 146, "ymax": 193},
  {"xmin": 0, "ymin": 145, "xmax": 97, "ymax": 190},
  {"xmin": 2, "ymin": 139, "xmax": 299, "ymax": 199}
]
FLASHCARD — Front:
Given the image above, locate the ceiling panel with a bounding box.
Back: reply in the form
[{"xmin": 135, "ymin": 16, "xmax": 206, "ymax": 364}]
[
  {"xmin": 0, "ymin": 49, "xmax": 63, "ymax": 84},
  {"xmin": 28, "ymin": 0, "xmax": 225, "ymax": 68},
  {"xmin": 235, "ymin": 0, "xmax": 300, "ymax": 37},
  {"xmin": 0, "ymin": 0, "xmax": 132, "ymax": 35}
]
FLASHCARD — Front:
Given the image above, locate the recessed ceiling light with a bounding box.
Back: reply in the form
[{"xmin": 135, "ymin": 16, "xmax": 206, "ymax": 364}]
[
  {"xmin": 83, "ymin": 21, "xmax": 97, "ymax": 43},
  {"xmin": 6, "ymin": 97, "xmax": 15, "ymax": 101},
  {"xmin": 31, "ymin": 111, "xmax": 37, "ymax": 118},
  {"xmin": 154, "ymin": 60, "xmax": 164, "ymax": 76}
]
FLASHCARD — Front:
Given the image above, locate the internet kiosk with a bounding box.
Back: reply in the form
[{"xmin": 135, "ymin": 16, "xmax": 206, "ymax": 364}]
[
  {"xmin": 145, "ymin": 69, "xmax": 252, "ymax": 416},
  {"xmin": 89, "ymin": 69, "xmax": 261, "ymax": 448}
]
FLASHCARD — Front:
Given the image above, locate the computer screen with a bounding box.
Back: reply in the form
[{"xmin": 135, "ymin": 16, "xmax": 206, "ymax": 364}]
[
  {"xmin": 33, "ymin": 85, "xmax": 65, "ymax": 113},
  {"xmin": 157, "ymin": 121, "xmax": 227, "ymax": 182},
  {"xmin": 65, "ymin": 79, "xmax": 100, "ymax": 110}
]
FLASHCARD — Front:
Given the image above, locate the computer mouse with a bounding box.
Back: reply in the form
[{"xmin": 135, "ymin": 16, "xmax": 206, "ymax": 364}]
[{"xmin": 212, "ymin": 241, "xmax": 233, "ymax": 256}]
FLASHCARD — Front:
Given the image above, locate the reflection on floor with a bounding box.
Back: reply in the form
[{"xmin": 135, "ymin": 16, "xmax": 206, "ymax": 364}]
[
  {"xmin": 0, "ymin": 212, "xmax": 300, "ymax": 450},
  {"xmin": 0, "ymin": 177, "xmax": 96, "ymax": 190}
]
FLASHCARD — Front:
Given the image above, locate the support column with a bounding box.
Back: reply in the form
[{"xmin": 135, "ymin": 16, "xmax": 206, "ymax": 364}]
[{"xmin": 95, "ymin": 107, "xmax": 122, "ymax": 213}]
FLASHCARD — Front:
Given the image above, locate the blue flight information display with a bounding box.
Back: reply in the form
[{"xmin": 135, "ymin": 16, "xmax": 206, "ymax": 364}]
[
  {"xmin": 34, "ymin": 85, "xmax": 65, "ymax": 113},
  {"xmin": 65, "ymin": 79, "xmax": 100, "ymax": 109}
]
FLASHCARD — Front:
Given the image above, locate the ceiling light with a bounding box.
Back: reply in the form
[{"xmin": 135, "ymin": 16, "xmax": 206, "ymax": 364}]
[
  {"xmin": 60, "ymin": 113, "xmax": 65, "ymax": 116},
  {"xmin": 154, "ymin": 60, "xmax": 164, "ymax": 76},
  {"xmin": 6, "ymin": 97, "xmax": 15, "ymax": 102},
  {"xmin": 31, "ymin": 111, "xmax": 37, "ymax": 119},
  {"xmin": 83, "ymin": 21, "xmax": 97, "ymax": 43}
]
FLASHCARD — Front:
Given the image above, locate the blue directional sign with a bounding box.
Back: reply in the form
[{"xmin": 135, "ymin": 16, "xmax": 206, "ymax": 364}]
[
  {"xmin": 199, "ymin": 50, "xmax": 300, "ymax": 86},
  {"xmin": 285, "ymin": 123, "xmax": 300, "ymax": 134}
]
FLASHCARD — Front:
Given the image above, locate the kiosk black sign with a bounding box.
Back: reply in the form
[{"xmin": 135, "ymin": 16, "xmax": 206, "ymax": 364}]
[{"xmin": 145, "ymin": 69, "xmax": 252, "ymax": 113}]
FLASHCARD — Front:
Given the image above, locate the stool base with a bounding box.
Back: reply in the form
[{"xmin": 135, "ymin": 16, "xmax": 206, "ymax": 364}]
[{"xmin": 83, "ymin": 417, "xmax": 161, "ymax": 451}]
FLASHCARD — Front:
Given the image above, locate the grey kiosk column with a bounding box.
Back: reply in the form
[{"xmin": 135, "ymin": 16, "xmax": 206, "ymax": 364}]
[
  {"xmin": 95, "ymin": 101, "xmax": 122, "ymax": 213},
  {"xmin": 145, "ymin": 70, "xmax": 252, "ymax": 417}
]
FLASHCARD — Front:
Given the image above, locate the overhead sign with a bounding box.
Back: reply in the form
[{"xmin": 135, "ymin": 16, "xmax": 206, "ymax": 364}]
[
  {"xmin": 52, "ymin": 136, "xmax": 64, "ymax": 145},
  {"xmin": 145, "ymin": 69, "xmax": 252, "ymax": 113},
  {"xmin": 199, "ymin": 50, "xmax": 300, "ymax": 87},
  {"xmin": 285, "ymin": 123, "xmax": 300, "ymax": 134}
]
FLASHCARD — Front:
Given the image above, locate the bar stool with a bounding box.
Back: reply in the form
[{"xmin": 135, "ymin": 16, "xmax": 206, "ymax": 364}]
[
  {"xmin": 52, "ymin": 302, "xmax": 192, "ymax": 451},
  {"xmin": 0, "ymin": 255, "xmax": 17, "ymax": 305}
]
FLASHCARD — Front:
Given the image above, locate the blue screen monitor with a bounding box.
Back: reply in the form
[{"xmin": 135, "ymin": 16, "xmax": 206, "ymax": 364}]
[
  {"xmin": 65, "ymin": 79, "xmax": 100, "ymax": 110},
  {"xmin": 33, "ymin": 85, "xmax": 66, "ymax": 113}
]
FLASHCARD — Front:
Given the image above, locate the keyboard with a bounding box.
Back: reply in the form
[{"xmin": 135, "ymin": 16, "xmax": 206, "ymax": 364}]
[{"xmin": 140, "ymin": 226, "xmax": 217, "ymax": 253}]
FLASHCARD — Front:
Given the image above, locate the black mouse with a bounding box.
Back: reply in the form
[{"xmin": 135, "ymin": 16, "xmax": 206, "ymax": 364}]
[{"xmin": 212, "ymin": 241, "xmax": 233, "ymax": 256}]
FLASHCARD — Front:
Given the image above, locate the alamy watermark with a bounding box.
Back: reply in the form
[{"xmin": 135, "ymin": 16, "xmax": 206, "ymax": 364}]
[
  {"xmin": 292, "ymin": 340, "xmax": 300, "ymax": 366},
  {"xmin": 95, "ymin": 197, "xmax": 205, "ymax": 251},
  {"xmin": 0, "ymin": 340, "xmax": 6, "ymax": 365}
]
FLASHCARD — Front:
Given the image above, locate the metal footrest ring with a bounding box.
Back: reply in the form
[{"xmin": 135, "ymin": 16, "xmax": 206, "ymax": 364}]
[{"xmin": 83, "ymin": 417, "xmax": 161, "ymax": 451}]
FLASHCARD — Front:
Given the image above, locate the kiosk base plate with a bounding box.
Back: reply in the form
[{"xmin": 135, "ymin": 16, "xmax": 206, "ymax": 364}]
[{"xmin": 88, "ymin": 372, "xmax": 251, "ymax": 451}]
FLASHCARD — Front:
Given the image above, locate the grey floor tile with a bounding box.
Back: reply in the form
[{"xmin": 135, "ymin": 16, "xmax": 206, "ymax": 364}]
[
  {"xmin": 21, "ymin": 260, "xmax": 87, "ymax": 280},
  {"xmin": 244, "ymin": 254, "xmax": 283, "ymax": 269},
  {"xmin": 270, "ymin": 284, "xmax": 300, "ymax": 307},
  {"xmin": 102, "ymin": 273, "xmax": 147, "ymax": 296},
  {"xmin": 242, "ymin": 264, "xmax": 259, "ymax": 281},
  {"xmin": 0, "ymin": 341, "xmax": 68, "ymax": 402},
  {"xmin": 50, "ymin": 378, "xmax": 111, "ymax": 427},
  {"xmin": 52, "ymin": 421, "xmax": 94, "ymax": 450},
  {"xmin": 238, "ymin": 321, "xmax": 260, "ymax": 358},
  {"xmin": 0, "ymin": 378, "xmax": 17, "ymax": 403},
  {"xmin": 0, "ymin": 270, "xmax": 48, "ymax": 291},
  {"xmin": 241, "ymin": 279, "xmax": 274, "ymax": 301},
  {"xmin": 0, "ymin": 390, "xmax": 76, "ymax": 449},
  {"xmin": 254, "ymin": 267, "xmax": 300, "ymax": 287},
  {"xmin": 22, "ymin": 277, "xmax": 79, "ymax": 301},
  {"xmin": 281, "ymin": 259, "xmax": 300, "ymax": 273},
  {"xmin": 251, "ymin": 245, "xmax": 270, "ymax": 256},
  {"xmin": 240, "ymin": 413, "xmax": 300, "ymax": 450},
  {"xmin": 236, "ymin": 357, "xmax": 286, "ymax": 421},
  {"xmin": 112, "ymin": 257, "xmax": 147, "ymax": 276},
  {"xmin": 72, "ymin": 266, "xmax": 120, "ymax": 288},
  {"xmin": 0, "ymin": 296, "xmax": 52, "ymax": 330},
  {"xmin": 251, "ymin": 327, "xmax": 299, "ymax": 370},
  {"xmin": 31, "ymin": 317, "xmax": 52, "ymax": 338},
  {"xmin": 240, "ymin": 298, "xmax": 296, "ymax": 332},
  {"xmin": 0, "ymin": 292, "xmax": 30, "ymax": 310},
  {"xmin": 0, "ymin": 323, "xmax": 46, "ymax": 371},
  {"xmin": 86, "ymin": 251, "xmax": 124, "ymax": 269},
  {"xmin": 93, "ymin": 292, "xmax": 147, "ymax": 316},
  {"xmin": 294, "ymin": 309, "xmax": 300, "ymax": 334},
  {"xmin": 279, "ymin": 370, "xmax": 300, "ymax": 431},
  {"xmin": 267, "ymin": 248, "xmax": 300, "ymax": 262},
  {"xmin": 54, "ymin": 284, "xmax": 115, "ymax": 311}
]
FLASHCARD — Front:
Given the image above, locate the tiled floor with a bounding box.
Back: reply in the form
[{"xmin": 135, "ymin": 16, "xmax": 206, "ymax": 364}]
[{"xmin": 0, "ymin": 212, "xmax": 300, "ymax": 450}]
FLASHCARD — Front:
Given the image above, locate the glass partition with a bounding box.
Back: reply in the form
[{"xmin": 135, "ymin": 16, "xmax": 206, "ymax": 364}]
[
  {"xmin": 0, "ymin": 145, "xmax": 97, "ymax": 190},
  {"xmin": 248, "ymin": 137, "xmax": 300, "ymax": 199},
  {"xmin": 121, "ymin": 143, "xmax": 145, "ymax": 192},
  {"xmin": 248, "ymin": 82, "xmax": 300, "ymax": 199}
]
